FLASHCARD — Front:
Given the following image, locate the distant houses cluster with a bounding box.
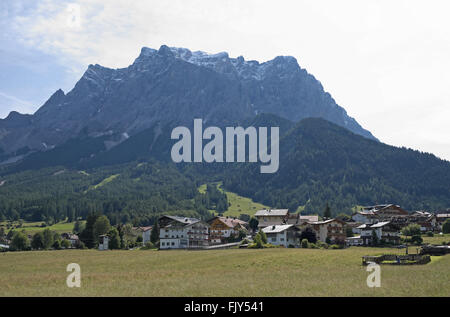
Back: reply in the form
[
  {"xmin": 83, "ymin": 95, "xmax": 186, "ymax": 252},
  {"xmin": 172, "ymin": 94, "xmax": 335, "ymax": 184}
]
[
  {"xmin": 141, "ymin": 204, "xmax": 450, "ymax": 250},
  {"xmin": 2, "ymin": 203, "xmax": 448, "ymax": 252},
  {"xmin": 348, "ymin": 204, "xmax": 450, "ymax": 246}
]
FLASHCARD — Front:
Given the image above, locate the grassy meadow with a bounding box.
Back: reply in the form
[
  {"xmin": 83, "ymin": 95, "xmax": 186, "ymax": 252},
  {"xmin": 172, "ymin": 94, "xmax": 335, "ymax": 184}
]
[
  {"xmin": 0, "ymin": 220, "xmax": 82, "ymax": 235},
  {"xmin": 198, "ymin": 183, "xmax": 270, "ymax": 217},
  {"xmin": 1, "ymin": 247, "xmax": 448, "ymax": 297}
]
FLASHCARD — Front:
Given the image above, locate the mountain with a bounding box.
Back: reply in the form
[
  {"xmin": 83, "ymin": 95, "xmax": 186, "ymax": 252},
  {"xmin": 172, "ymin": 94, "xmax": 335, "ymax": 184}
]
[
  {"xmin": 0, "ymin": 45, "xmax": 375, "ymax": 164},
  {"xmin": 222, "ymin": 116, "xmax": 450, "ymax": 214},
  {"xmin": 1, "ymin": 113, "xmax": 449, "ymax": 225},
  {"xmin": 0, "ymin": 45, "xmax": 448, "ymax": 224}
]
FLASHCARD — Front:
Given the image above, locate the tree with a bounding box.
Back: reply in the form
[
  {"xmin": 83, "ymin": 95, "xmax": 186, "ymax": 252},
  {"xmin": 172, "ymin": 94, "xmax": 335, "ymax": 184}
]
[
  {"xmin": 31, "ymin": 232, "xmax": 45, "ymax": 250},
  {"xmin": 11, "ymin": 231, "xmax": 30, "ymax": 251},
  {"xmin": 300, "ymin": 227, "xmax": 317, "ymax": 243},
  {"xmin": 61, "ymin": 239, "xmax": 71, "ymax": 249},
  {"xmin": 442, "ymin": 219, "xmax": 450, "ymax": 234},
  {"xmin": 337, "ymin": 213, "xmax": 351, "ymax": 222},
  {"xmin": 411, "ymin": 235, "xmax": 423, "ymax": 245},
  {"xmin": 42, "ymin": 228, "xmax": 54, "ymax": 250},
  {"xmin": 301, "ymin": 238, "xmax": 309, "ymax": 248},
  {"xmin": 253, "ymin": 233, "xmax": 263, "ymax": 248},
  {"xmin": 80, "ymin": 213, "xmax": 100, "ymax": 248},
  {"xmin": 7, "ymin": 229, "xmax": 15, "ymax": 240},
  {"xmin": 150, "ymin": 222, "xmax": 159, "ymax": 244},
  {"xmin": 0, "ymin": 227, "xmax": 5, "ymax": 238},
  {"xmin": 402, "ymin": 224, "xmax": 421, "ymax": 237},
  {"xmin": 324, "ymin": 203, "xmax": 331, "ymax": 219},
  {"xmin": 73, "ymin": 220, "xmax": 85, "ymax": 234},
  {"xmin": 249, "ymin": 218, "xmax": 259, "ymax": 232},
  {"xmin": 108, "ymin": 227, "xmax": 121, "ymax": 250},
  {"xmin": 371, "ymin": 230, "xmax": 379, "ymax": 246},
  {"xmin": 53, "ymin": 240, "xmax": 61, "ymax": 250},
  {"xmin": 93, "ymin": 215, "xmax": 111, "ymax": 241},
  {"xmin": 239, "ymin": 214, "xmax": 250, "ymax": 222},
  {"xmin": 259, "ymin": 230, "xmax": 267, "ymax": 244}
]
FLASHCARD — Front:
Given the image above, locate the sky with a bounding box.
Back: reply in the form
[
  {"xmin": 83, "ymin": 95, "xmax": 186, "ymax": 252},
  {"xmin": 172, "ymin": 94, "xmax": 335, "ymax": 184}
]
[{"xmin": 1, "ymin": 0, "xmax": 450, "ymax": 161}]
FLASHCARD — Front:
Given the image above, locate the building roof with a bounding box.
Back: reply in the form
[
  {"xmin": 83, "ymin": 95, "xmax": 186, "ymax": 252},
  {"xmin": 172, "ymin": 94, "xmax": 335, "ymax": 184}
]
[
  {"xmin": 163, "ymin": 215, "xmax": 200, "ymax": 225},
  {"xmin": 358, "ymin": 221, "xmax": 391, "ymax": 229},
  {"xmin": 436, "ymin": 214, "xmax": 450, "ymax": 218},
  {"xmin": 262, "ymin": 224, "xmax": 294, "ymax": 234},
  {"xmin": 345, "ymin": 235, "xmax": 362, "ymax": 240},
  {"xmin": 255, "ymin": 209, "xmax": 289, "ymax": 217},
  {"xmin": 308, "ymin": 218, "xmax": 345, "ymax": 225},
  {"xmin": 140, "ymin": 226, "xmax": 152, "ymax": 232},
  {"xmin": 301, "ymin": 215, "xmax": 319, "ymax": 222},
  {"xmin": 214, "ymin": 216, "xmax": 247, "ymax": 228},
  {"xmin": 370, "ymin": 221, "xmax": 391, "ymax": 228},
  {"xmin": 355, "ymin": 210, "xmax": 376, "ymax": 216}
]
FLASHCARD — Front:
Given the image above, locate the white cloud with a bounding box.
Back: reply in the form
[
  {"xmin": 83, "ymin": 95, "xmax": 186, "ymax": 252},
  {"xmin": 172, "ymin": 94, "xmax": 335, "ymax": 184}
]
[{"xmin": 5, "ymin": 0, "xmax": 450, "ymax": 160}]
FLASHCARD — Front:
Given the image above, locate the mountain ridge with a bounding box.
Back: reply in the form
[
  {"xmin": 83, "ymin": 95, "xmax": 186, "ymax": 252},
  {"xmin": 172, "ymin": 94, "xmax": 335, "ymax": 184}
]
[{"xmin": 0, "ymin": 45, "xmax": 376, "ymax": 164}]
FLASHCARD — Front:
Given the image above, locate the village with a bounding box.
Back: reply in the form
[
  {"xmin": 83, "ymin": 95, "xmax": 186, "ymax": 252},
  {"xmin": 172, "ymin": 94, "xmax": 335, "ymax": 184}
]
[
  {"xmin": 102, "ymin": 204, "xmax": 450, "ymax": 251},
  {"xmin": 1, "ymin": 204, "xmax": 450, "ymax": 253}
]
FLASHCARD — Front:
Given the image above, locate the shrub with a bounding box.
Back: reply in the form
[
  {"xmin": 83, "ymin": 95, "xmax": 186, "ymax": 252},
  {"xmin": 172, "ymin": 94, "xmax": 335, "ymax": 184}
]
[
  {"xmin": 241, "ymin": 239, "xmax": 249, "ymax": 245},
  {"xmin": 61, "ymin": 239, "xmax": 71, "ymax": 249},
  {"xmin": 254, "ymin": 233, "xmax": 263, "ymax": 248},
  {"xmin": 53, "ymin": 240, "xmax": 61, "ymax": 250},
  {"xmin": 426, "ymin": 231, "xmax": 434, "ymax": 237},
  {"xmin": 443, "ymin": 219, "xmax": 450, "ymax": 234},
  {"xmin": 411, "ymin": 235, "xmax": 423, "ymax": 245},
  {"xmin": 402, "ymin": 224, "xmax": 421, "ymax": 237},
  {"xmin": 330, "ymin": 244, "xmax": 340, "ymax": 249},
  {"xmin": 259, "ymin": 230, "xmax": 268, "ymax": 244},
  {"xmin": 11, "ymin": 231, "xmax": 30, "ymax": 251},
  {"xmin": 301, "ymin": 238, "xmax": 309, "ymax": 249},
  {"xmin": 141, "ymin": 242, "xmax": 154, "ymax": 250}
]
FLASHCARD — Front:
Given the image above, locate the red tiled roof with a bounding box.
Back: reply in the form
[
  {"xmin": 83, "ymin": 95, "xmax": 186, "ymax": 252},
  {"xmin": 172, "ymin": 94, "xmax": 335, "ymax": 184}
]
[{"xmin": 217, "ymin": 217, "xmax": 247, "ymax": 228}]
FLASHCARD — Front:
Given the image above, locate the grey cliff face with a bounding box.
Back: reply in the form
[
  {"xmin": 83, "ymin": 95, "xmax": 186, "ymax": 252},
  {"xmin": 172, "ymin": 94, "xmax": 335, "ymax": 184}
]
[{"xmin": 0, "ymin": 45, "xmax": 376, "ymax": 160}]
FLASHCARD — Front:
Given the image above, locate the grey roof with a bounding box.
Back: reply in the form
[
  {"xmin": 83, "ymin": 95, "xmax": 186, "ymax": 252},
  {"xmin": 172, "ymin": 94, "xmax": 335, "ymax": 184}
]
[
  {"xmin": 358, "ymin": 221, "xmax": 390, "ymax": 229},
  {"xmin": 255, "ymin": 209, "xmax": 289, "ymax": 217},
  {"xmin": 262, "ymin": 224, "xmax": 294, "ymax": 233},
  {"xmin": 164, "ymin": 215, "xmax": 199, "ymax": 225},
  {"xmin": 370, "ymin": 221, "xmax": 390, "ymax": 228},
  {"xmin": 308, "ymin": 218, "xmax": 345, "ymax": 225}
]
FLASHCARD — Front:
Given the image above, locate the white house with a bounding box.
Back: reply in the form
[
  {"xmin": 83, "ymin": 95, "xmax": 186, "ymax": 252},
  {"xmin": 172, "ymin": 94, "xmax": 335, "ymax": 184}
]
[
  {"xmin": 351, "ymin": 210, "xmax": 377, "ymax": 224},
  {"xmin": 262, "ymin": 224, "xmax": 299, "ymax": 247},
  {"xmin": 345, "ymin": 235, "xmax": 364, "ymax": 246},
  {"xmin": 140, "ymin": 226, "xmax": 152, "ymax": 244},
  {"xmin": 99, "ymin": 235, "xmax": 109, "ymax": 251},
  {"xmin": 158, "ymin": 215, "xmax": 210, "ymax": 249},
  {"xmin": 357, "ymin": 221, "xmax": 401, "ymax": 245},
  {"xmin": 255, "ymin": 209, "xmax": 289, "ymax": 229},
  {"xmin": 299, "ymin": 219, "xmax": 346, "ymax": 244}
]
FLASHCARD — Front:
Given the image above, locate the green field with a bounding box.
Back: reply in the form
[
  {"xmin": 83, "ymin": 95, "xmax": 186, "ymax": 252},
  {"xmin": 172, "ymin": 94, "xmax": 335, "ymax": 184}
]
[
  {"xmin": 421, "ymin": 233, "xmax": 450, "ymax": 245},
  {"xmin": 1, "ymin": 248, "xmax": 448, "ymax": 296},
  {"xmin": 0, "ymin": 221, "xmax": 82, "ymax": 235},
  {"xmin": 198, "ymin": 183, "xmax": 270, "ymax": 217}
]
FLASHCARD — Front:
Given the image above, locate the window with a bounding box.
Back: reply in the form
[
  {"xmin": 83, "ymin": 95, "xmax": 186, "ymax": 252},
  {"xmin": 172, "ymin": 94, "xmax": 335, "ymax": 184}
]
[
  {"xmin": 161, "ymin": 242, "xmax": 165, "ymax": 246},
  {"xmin": 171, "ymin": 242, "xmax": 175, "ymax": 246}
]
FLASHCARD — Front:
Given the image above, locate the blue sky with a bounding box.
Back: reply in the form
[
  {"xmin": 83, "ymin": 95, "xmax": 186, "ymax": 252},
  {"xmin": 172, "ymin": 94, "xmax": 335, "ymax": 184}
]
[{"xmin": 1, "ymin": 0, "xmax": 450, "ymax": 161}]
